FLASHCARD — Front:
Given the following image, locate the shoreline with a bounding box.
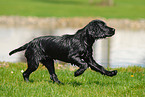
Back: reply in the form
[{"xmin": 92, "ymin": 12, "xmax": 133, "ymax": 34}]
[{"xmin": 0, "ymin": 16, "xmax": 145, "ymax": 30}]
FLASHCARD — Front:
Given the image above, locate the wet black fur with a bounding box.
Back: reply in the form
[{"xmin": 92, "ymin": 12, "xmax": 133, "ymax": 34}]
[{"xmin": 9, "ymin": 20, "xmax": 117, "ymax": 83}]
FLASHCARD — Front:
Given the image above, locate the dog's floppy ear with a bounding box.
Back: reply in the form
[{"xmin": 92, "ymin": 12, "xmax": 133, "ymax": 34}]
[
  {"xmin": 75, "ymin": 27, "xmax": 87, "ymax": 37},
  {"xmin": 85, "ymin": 24, "xmax": 100, "ymax": 39}
]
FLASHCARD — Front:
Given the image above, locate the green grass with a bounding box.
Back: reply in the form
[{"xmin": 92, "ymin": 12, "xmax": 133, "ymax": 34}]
[
  {"xmin": 0, "ymin": 62, "xmax": 145, "ymax": 97},
  {"xmin": 0, "ymin": 0, "xmax": 145, "ymax": 19}
]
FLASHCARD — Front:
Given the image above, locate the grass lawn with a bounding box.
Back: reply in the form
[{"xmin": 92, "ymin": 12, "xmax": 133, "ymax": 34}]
[
  {"xmin": 0, "ymin": 62, "xmax": 144, "ymax": 97},
  {"xmin": 0, "ymin": 0, "xmax": 145, "ymax": 19}
]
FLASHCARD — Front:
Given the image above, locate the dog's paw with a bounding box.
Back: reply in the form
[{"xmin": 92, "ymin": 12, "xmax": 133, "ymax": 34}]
[
  {"xmin": 74, "ymin": 68, "xmax": 86, "ymax": 77},
  {"xmin": 74, "ymin": 71, "xmax": 79, "ymax": 77},
  {"xmin": 23, "ymin": 73, "xmax": 30, "ymax": 82},
  {"xmin": 57, "ymin": 81, "xmax": 64, "ymax": 85},
  {"xmin": 74, "ymin": 70, "xmax": 83, "ymax": 77},
  {"xmin": 50, "ymin": 74, "xmax": 63, "ymax": 84},
  {"xmin": 106, "ymin": 70, "xmax": 117, "ymax": 77}
]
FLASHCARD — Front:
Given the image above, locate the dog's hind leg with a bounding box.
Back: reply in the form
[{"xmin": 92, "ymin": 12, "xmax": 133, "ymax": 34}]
[
  {"xmin": 41, "ymin": 59, "xmax": 62, "ymax": 84},
  {"xmin": 23, "ymin": 58, "xmax": 39, "ymax": 82}
]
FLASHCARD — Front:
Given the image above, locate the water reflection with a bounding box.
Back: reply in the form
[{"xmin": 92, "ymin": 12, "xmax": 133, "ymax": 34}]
[
  {"xmin": 110, "ymin": 30, "xmax": 145, "ymax": 67},
  {"xmin": 0, "ymin": 25, "xmax": 145, "ymax": 68},
  {"xmin": 94, "ymin": 30, "xmax": 145, "ymax": 68}
]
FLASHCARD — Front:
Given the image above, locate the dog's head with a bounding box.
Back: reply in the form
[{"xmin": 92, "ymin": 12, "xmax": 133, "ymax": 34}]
[{"xmin": 85, "ymin": 20, "xmax": 115, "ymax": 39}]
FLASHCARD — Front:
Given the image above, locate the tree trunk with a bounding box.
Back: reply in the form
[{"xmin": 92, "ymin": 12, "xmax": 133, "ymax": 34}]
[
  {"xmin": 108, "ymin": 0, "xmax": 114, "ymax": 6},
  {"xmin": 89, "ymin": 0, "xmax": 114, "ymax": 6},
  {"xmin": 103, "ymin": 0, "xmax": 114, "ymax": 6},
  {"xmin": 89, "ymin": 0, "xmax": 93, "ymax": 4}
]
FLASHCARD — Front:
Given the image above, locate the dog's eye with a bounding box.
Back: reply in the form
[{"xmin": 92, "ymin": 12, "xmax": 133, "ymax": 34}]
[
  {"xmin": 99, "ymin": 23, "xmax": 105, "ymax": 27},
  {"xmin": 102, "ymin": 23, "xmax": 106, "ymax": 26}
]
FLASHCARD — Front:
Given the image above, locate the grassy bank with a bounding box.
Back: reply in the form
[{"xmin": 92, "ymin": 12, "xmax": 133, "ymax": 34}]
[
  {"xmin": 0, "ymin": 62, "xmax": 144, "ymax": 96},
  {"xmin": 0, "ymin": 0, "xmax": 145, "ymax": 19}
]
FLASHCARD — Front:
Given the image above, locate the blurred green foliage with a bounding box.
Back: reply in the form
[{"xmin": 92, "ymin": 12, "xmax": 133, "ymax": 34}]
[{"xmin": 0, "ymin": 0, "xmax": 144, "ymax": 19}]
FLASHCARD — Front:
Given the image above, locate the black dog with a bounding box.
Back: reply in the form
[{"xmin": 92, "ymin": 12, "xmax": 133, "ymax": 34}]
[{"xmin": 9, "ymin": 20, "xmax": 117, "ymax": 83}]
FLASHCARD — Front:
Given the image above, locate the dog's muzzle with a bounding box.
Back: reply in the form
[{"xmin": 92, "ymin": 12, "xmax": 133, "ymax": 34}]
[{"xmin": 107, "ymin": 28, "xmax": 115, "ymax": 37}]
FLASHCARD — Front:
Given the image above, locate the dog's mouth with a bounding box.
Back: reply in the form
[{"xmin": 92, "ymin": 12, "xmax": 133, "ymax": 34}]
[
  {"xmin": 106, "ymin": 31, "xmax": 115, "ymax": 37},
  {"xmin": 95, "ymin": 28, "xmax": 115, "ymax": 39},
  {"xmin": 106, "ymin": 28, "xmax": 115, "ymax": 37},
  {"xmin": 97, "ymin": 31, "xmax": 115, "ymax": 39},
  {"xmin": 95, "ymin": 32, "xmax": 115, "ymax": 39}
]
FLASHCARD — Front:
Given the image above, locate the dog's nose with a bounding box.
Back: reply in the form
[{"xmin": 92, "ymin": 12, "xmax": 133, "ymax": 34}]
[{"xmin": 112, "ymin": 28, "xmax": 115, "ymax": 32}]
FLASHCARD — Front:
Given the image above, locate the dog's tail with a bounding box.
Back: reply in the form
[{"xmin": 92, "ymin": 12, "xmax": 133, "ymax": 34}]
[{"xmin": 9, "ymin": 43, "xmax": 29, "ymax": 56}]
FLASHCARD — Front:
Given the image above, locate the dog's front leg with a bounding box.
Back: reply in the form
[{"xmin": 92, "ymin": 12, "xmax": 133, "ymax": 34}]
[
  {"xmin": 69, "ymin": 54, "xmax": 88, "ymax": 77},
  {"xmin": 88, "ymin": 57, "xmax": 117, "ymax": 77}
]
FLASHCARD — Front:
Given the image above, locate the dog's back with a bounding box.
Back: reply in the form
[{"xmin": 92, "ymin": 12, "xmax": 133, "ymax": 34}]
[
  {"xmin": 30, "ymin": 35, "xmax": 73, "ymax": 61},
  {"xmin": 10, "ymin": 35, "xmax": 77, "ymax": 62}
]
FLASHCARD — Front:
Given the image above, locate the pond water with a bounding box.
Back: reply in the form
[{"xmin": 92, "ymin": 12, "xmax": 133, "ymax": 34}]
[{"xmin": 0, "ymin": 25, "xmax": 145, "ymax": 68}]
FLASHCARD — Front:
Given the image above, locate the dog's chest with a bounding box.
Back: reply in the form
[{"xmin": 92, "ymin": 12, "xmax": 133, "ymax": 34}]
[{"xmin": 82, "ymin": 47, "xmax": 93, "ymax": 58}]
